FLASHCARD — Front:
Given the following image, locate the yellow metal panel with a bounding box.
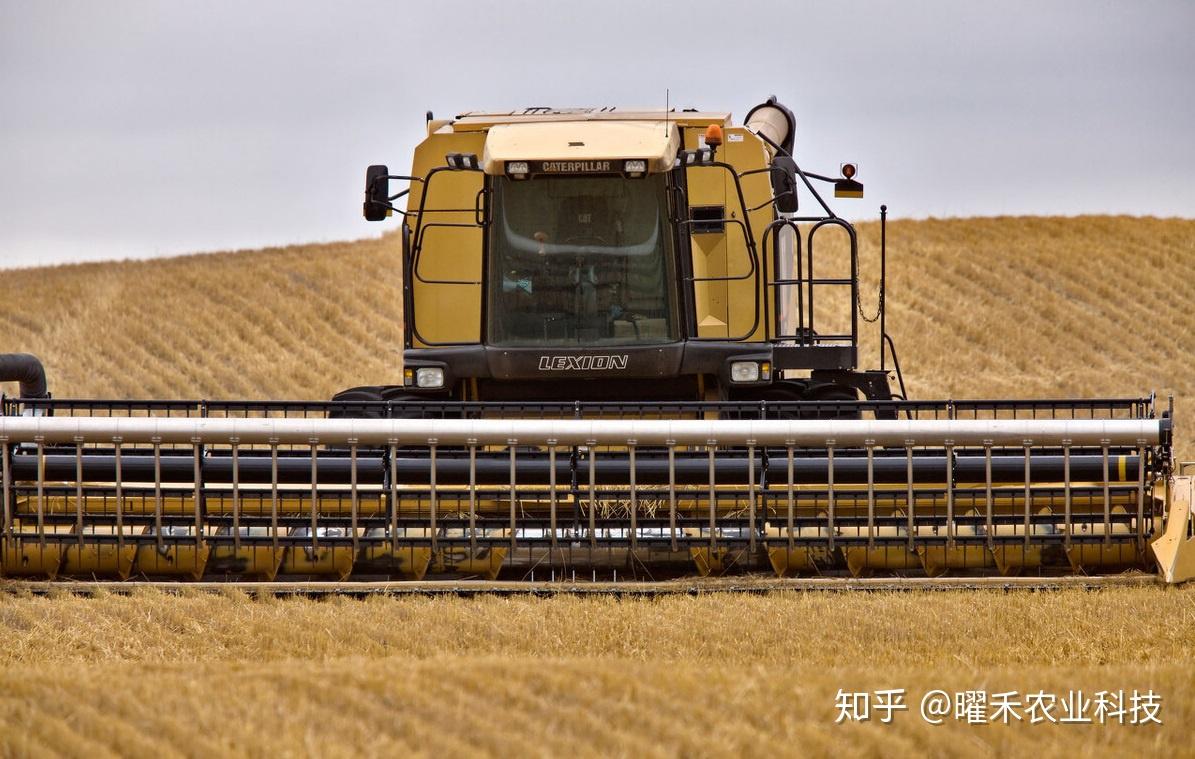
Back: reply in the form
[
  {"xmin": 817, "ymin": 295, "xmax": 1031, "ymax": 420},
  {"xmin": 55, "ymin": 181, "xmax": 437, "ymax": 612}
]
[
  {"xmin": 1152, "ymin": 475, "xmax": 1195, "ymax": 583},
  {"xmin": 683, "ymin": 127, "xmax": 774, "ymax": 342},
  {"xmin": 991, "ymin": 545, "xmax": 1043, "ymax": 575},
  {"xmin": 719, "ymin": 126, "xmax": 775, "ymax": 342},
  {"xmin": 356, "ymin": 545, "xmax": 433, "ymax": 580},
  {"xmin": 135, "ymin": 542, "xmax": 210, "ymax": 580},
  {"xmin": 845, "ymin": 546, "xmax": 922, "ymax": 576},
  {"xmin": 766, "ymin": 547, "xmax": 819, "ymax": 576},
  {"xmin": 689, "ymin": 546, "xmax": 750, "ymax": 576},
  {"xmin": 0, "ymin": 539, "xmax": 63, "ymax": 578},
  {"xmin": 684, "ymin": 128, "xmax": 728, "ymax": 338},
  {"xmin": 281, "ymin": 544, "xmax": 355, "ymax": 579},
  {"xmin": 61, "ymin": 542, "xmax": 137, "ymax": 580},
  {"xmin": 408, "ymin": 131, "xmax": 486, "ymax": 347},
  {"xmin": 917, "ymin": 545, "xmax": 996, "ymax": 576},
  {"xmin": 430, "ymin": 545, "xmax": 507, "ymax": 580},
  {"xmin": 207, "ymin": 545, "xmax": 284, "ymax": 580}
]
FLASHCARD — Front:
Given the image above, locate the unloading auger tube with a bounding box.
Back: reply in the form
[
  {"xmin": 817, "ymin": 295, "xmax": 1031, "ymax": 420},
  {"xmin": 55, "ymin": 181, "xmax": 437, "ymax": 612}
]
[{"xmin": 2, "ymin": 409, "xmax": 1192, "ymax": 583}]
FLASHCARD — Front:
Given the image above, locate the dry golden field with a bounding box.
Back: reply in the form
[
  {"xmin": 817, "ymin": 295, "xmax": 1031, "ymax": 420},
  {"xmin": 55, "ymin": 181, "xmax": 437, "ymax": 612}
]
[
  {"xmin": 0, "ymin": 587, "xmax": 1193, "ymax": 757},
  {"xmin": 2, "ymin": 216, "xmax": 1194, "ymax": 757}
]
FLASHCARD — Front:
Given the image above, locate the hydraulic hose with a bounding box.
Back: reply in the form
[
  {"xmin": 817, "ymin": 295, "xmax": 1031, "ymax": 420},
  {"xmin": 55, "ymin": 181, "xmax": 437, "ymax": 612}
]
[{"xmin": 0, "ymin": 353, "xmax": 48, "ymax": 398}]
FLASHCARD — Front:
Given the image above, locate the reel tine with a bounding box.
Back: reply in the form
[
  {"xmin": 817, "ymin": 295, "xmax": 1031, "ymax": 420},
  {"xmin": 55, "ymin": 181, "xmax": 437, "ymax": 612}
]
[
  {"xmin": 905, "ymin": 442, "xmax": 915, "ymax": 552},
  {"xmin": 747, "ymin": 442, "xmax": 756, "ymax": 555},
  {"xmin": 270, "ymin": 439, "xmax": 279, "ymax": 552},
  {"xmin": 309, "ymin": 439, "xmax": 319, "ymax": 551},
  {"xmin": 548, "ymin": 442, "xmax": 557, "ymax": 553},
  {"xmin": 1136, "ymin": 443, "xmax": 1147, "ymax": 551},
  {"xmin": 668, "ymin": 441, "xmax": 677, "ymax": 553},
  {"xmin": 786, "ymin": 443, "xmax": 795, "ymax": 552},
  {"xmin": 196, "ymin": 441, "xmax": 205, "ymax": 551},
  {"xmin": 232, "ymin": 438, "xmax": 240, "ymax": 552},
  {"xmin": 707, "ymin": 441, "xmax": 716, "ymax": 554},
  {"xmin": 75, "ymin": 439, "xmax": 84, "ymax": 548},
  {"xmin": 509, "ymin": 441, "xmax": 517, "ymax": 552},
  {"xmin": 154, "ymin": 437, "xmax": 164, "ymax": 554},
  {"xmin": 865, "ymin": 440, "xmax": 875, "ymax": 550},
  {"xmin": 1, "ymin": 435, "xmax": 10, "ymax": 541},
  {"xmin": 399, "ymin": 439, "xmax": 408, "ymax": 552},
  {"xmin": 826, "ymin": 442, "xmax": 835, "ymax": 552},
  {"xmin": 629, "ymin": 442, "xmax": 637, "ymax": 552},
  {"xmin": 945, "ymin": 442, "xmax": 955, "ymax": 549},
  {"xmin": 1023, "ymin": 442, "xmax": 1032, "ymax": 548},
  {"xmin": 1102, "ymin": 441, "xmax": 1111, "ymax": 545},
  {"xmin": 36, "ymin": 437, "xmax": 45, "ymax": 548},
  {"xmin": 468, "ymin": 440, "xmax": 477, "ymax": 555},
  {"xmin": 984, "ymin": 441, "xmax": 994, "ymax": 551},
  {"xmin": 114, "ymin": 436, "xmax": 123, "ymax": 553},
  {"xmin": 588, "ymin": 444, "xmax": 597, "ymax": 550},
  {"xmin": 350, "ymin": 440, "xmax": 359, "ymax": 555},
  {"xmin": 1064, "ymin": 440, "xmax": 1072, "ymax": 550}
]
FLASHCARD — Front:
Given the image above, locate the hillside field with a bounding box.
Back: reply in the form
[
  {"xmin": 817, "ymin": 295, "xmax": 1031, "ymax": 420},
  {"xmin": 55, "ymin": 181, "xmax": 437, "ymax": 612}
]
[
  {"xmin": 2, "ymin": 215, "xmax": 1192, "ymax": 455},
  {"xmin": 2, "ymin": 215, "xmax": 1194, "ymax": 756}
]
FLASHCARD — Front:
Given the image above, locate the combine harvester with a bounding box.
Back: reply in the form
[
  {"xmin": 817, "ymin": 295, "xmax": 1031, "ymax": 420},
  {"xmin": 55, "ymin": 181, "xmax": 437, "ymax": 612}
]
[{"xmin": 2, "ymin": 97, "xmax": 1192, "ymax": 586}]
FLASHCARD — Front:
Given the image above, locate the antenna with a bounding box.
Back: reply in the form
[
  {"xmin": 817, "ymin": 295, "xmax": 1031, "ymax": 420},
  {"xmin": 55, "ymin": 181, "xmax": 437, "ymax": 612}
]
[{"xmin": 665, "ymin": 88, "xmax": 669, "ymax": 136}]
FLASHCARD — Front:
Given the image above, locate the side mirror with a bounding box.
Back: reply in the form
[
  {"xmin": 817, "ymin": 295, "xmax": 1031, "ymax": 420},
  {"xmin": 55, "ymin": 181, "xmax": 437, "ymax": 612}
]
[
  {"xmin": 771, "ymin": 155, "xmax": 799, "ymax": 214},
  {"xmin": 363, "ymin": 164, "xmax": 391, "ymax": 221}
]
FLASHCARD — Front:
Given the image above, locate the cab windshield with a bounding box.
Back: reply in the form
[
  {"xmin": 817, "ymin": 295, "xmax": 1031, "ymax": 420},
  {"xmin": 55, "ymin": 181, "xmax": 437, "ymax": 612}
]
[{"xmin": 487, "ymin": 174, "xmax": 676, "ymax": 347}]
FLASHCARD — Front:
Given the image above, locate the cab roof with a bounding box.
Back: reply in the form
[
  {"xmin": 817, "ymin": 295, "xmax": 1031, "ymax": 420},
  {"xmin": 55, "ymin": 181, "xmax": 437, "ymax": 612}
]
[{"xmin": 481, "ymin": 120, "xmax": 682, "ymax": 174}]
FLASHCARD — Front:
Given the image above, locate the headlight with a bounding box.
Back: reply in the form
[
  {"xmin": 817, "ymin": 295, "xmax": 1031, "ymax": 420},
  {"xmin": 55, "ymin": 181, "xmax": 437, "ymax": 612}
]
[
  {"xmin": 624, "ymin": 159, "xmax": 647, "ymax": 175},
  {"xmin": 506, "ymin": 161, "xmax": 529, "ymax": 178},
  {"xmin": 729, "ymin": 361, "xmax": 761, "ymax": 383},
  {"xmin": 415, "ymin": 367, "xmax": 445, "ymax": 389}
]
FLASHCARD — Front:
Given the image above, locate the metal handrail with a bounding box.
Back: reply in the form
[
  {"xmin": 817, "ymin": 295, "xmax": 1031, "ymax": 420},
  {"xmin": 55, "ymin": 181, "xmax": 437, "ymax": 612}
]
[{"xmin": 0, "ymin": 416, "xmax": 1165, "ymax": 448}]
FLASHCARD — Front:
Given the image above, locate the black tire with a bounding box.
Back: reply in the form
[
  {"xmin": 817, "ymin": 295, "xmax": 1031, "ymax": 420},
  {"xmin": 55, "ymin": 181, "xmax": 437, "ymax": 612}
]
[
  {"xmin": 804, "ymin": 384, "xmax": 861, "ymax": 420},
  {"xmin": 330, "ymin": 386, "xmax": 389, "ymax": 419},
  {"xmin": 330, "ymin": 385, "xmax": 439, "ymax": 420}
]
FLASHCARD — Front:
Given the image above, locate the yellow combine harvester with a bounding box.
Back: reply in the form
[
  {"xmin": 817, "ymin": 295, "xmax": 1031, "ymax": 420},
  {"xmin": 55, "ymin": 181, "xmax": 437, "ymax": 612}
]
[{"xmin": 1, "ymin": 97, "xmax": 1192, "ymax": 583}]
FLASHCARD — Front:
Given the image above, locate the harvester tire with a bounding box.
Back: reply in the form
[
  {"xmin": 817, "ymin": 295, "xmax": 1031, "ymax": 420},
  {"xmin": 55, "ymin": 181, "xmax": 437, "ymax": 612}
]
[
  {"xmin": 330, "ymin": 386, "xmax": 427, "ymax": 420},
  {"xmin": 804, "ymin": 385, "xmax": 862, "ymax": 420}
]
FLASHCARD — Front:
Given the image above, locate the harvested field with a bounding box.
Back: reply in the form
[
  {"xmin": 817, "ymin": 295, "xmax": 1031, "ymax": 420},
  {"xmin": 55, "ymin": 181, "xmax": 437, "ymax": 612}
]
[{"xmin": 0, "ymin": 586, "xmax": 1192, "ymax": 756}]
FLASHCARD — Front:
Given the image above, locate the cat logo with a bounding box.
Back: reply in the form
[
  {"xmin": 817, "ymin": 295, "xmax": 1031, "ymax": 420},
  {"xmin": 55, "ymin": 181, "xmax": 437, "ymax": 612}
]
[
  {"xmin": 536, "ymin": 160, "xmax": 614, "ymax": 173},
  {"xmin": 538, "ymin": 355, "xmax": 630, "ymax": 371}
]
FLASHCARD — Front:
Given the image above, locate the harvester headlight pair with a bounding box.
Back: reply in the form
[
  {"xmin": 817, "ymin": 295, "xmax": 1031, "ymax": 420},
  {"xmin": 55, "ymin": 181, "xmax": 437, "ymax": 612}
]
[
  {"xmin": 623, "ymin": 159, "xmax": 647, "ymax": 177},
  {"xmin": 445, "ymin": 152, "xmax": 480, "ymax": 170},
  {"xmin": 679, "ymin": 148, "xmax": 715, "ymax": 166},
  {"xmin": 730, "ymin": 361, "xmax": 771, "ymax": 383},
  {"xmin": 405, "ymin": 366, "xmax": 444, "ymax": 389},
  {"xmin": 506, "ymin": 161, "xmax": 529, "ymax": 179}
]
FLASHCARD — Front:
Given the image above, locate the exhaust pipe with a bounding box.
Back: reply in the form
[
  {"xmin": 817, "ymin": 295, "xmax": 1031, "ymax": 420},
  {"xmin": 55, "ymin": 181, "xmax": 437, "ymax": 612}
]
[
  {"xmin": 745, "ymin": 95, "xmax": 796, "ymax": 157},
  {"xmin": 0, "ymin": 353, "xmax": 48, "ymax": 398},
  {"xmin": 746, "ymin": 95, "xmax": 800, "ymax": 214}
]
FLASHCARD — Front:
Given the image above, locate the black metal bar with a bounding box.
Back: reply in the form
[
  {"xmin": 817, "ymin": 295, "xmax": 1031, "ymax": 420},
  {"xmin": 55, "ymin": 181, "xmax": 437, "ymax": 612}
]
[
  {"xmin": 880, "ymin": 204, "xmax": 888, "ymax": 371},
  {"xmin": 1, "ymin": 436, "xmax": 10, "ymax": 540},
  {"xmin": 6, "ymin": 449, "xmax": 1146, "ymax": 487},
  {"xmin": 629, "ymin": 444, "xmax": 638, "ymax": 551},
  {"xmin": 668, "ymin": 443, "xmax": 677, "ymax": 552}
]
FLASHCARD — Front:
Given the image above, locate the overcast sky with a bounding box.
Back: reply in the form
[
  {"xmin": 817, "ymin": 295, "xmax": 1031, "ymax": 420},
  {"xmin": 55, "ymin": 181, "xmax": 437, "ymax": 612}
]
[{"xmin": 1, "ymin": 0, "xmax": 1191, "ymax": 268}]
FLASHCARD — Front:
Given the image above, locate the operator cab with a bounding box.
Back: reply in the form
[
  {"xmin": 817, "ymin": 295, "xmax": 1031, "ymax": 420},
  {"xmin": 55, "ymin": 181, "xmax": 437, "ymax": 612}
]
[{"xmin": 352, "ymin": 100, "xmax": 902, "ymax": 408}]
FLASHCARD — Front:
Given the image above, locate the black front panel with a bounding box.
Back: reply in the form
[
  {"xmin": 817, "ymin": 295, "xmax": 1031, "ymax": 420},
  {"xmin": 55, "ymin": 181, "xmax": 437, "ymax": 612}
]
[{"xmin": 486, "ymin": 343, "xmax": 685, "ymax": 380}]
